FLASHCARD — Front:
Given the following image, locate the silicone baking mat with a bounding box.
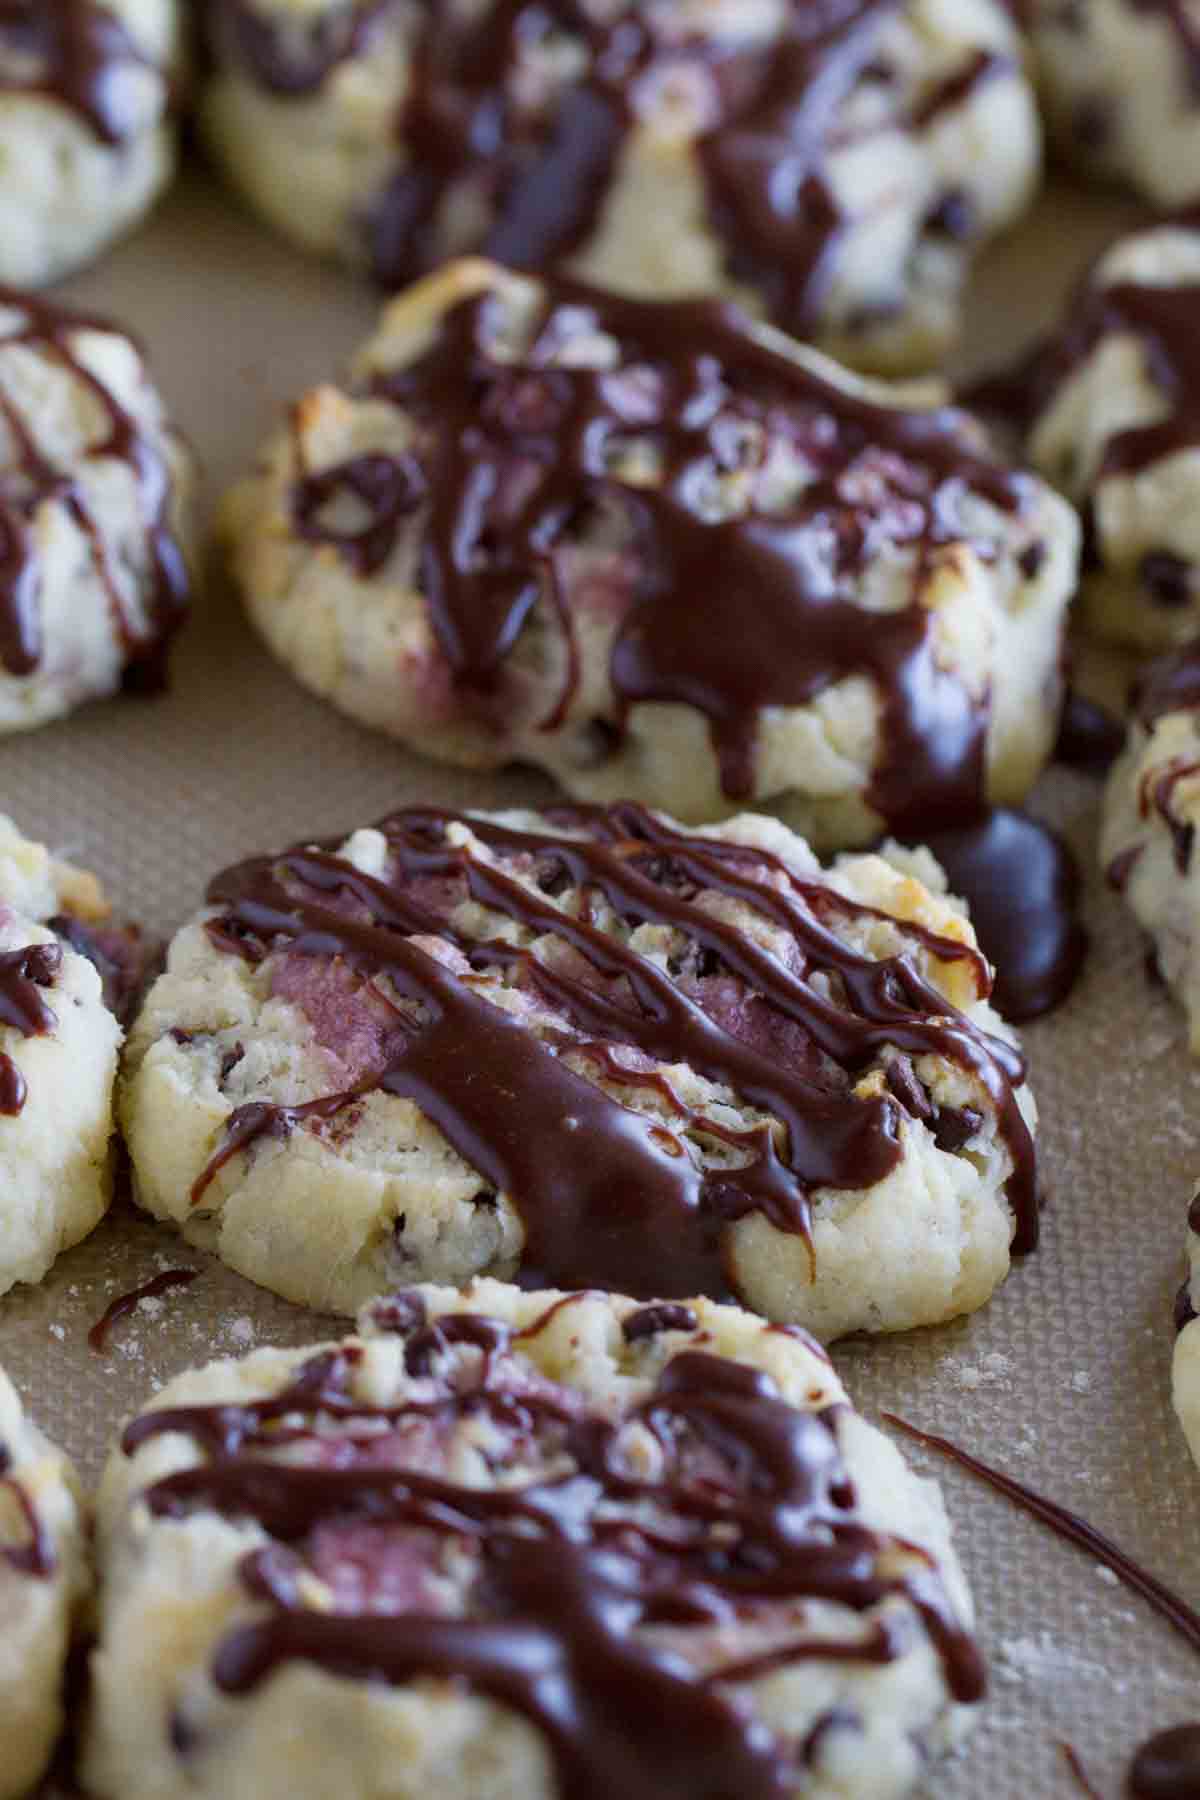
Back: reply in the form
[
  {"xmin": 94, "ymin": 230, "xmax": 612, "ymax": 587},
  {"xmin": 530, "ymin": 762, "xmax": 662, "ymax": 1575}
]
[{"xmin": 1, "ymin": 161, "xmax": 1192, "ymax": 1798}]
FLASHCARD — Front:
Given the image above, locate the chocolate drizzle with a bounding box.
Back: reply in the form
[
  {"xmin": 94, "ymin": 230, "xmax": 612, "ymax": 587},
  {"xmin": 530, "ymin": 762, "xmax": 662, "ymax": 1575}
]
[
  {"xmin": 312, "ymin": 277, "xmax": 1034, "ymax": 824},
  {"xmin": 88, "ymin": 1268, "xmax": 199, "ymax": 1354},
  {"xmin": 0, "ymin": 1443, "xmax": 55, "ymax": 1578},
  {"xmin": 122, "ymin": 1315, "xmax": 983, "ymax": 1794},
  {"xmin": 884, "ymin": 1416, "xmax": 1200, "ymax": 1658},
  {"xmin": 0, "ymin": 0, "xmax": 159, "ymax": 146},
  {"xmin": 210, "ymin": 1, "xmax": 1014, "ymax": 339},
  {"xmin": 0, "ymin": 289, "xmax": 189, "ymax": 688},
  {"xmin": 190, "ymin": 800, "xmax": 1037, "ymax": 1302},
  {"xmin": 0, "ymin": 940, "xmax": 60, "ymax": 1117}
]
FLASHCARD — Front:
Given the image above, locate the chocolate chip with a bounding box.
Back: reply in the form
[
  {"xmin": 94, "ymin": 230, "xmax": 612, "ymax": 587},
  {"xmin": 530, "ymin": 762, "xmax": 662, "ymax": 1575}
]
[
  {"xmin": 1141, "ymin": 551, "xmax": 1194, "ymax": 610},
  {"xmin": 932, "ymin": 1106, "xmax": 983, "ymax": 1153},
  {"xmin": 925, "ymin": 188, "xmax": 973, "ymax": 241},
  {"xmin": 885, "ymin": 1056, "xmax": 934, "ymax": 1123},
  {"xmin": 623, "ymin": 1303, "xmax": 699, "ymax": 1342},
  {"xmin": 471, "ymin": 1188, "xmax": 499, "ymax": 1209},
  {"xmin": 219, "ymin": 1042, "xmax": 245, "ymax": 1083},
  {"xmin": 1188, "ymin": 1193, "xmax": 1200, "ymax": 1235},
  {"xmin": 1176, "ymin": 1279, "xmax": 1197, "ymax": 1335},
  {"xmin": 1018, "ymin": 541, "xmax": 1046, "ymax": 581}
]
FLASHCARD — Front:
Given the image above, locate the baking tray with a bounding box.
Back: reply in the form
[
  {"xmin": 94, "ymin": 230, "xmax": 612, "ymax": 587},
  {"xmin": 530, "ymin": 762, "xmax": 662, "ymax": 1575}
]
[{"xmin": 0, "ymin": 158, "xmax": 1193, "ymax": 1798}]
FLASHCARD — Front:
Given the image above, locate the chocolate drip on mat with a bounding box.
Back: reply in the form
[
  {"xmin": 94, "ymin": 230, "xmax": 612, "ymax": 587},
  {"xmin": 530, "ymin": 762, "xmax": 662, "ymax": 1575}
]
[
  {"xmin": 0, "ymin": 288, "xmax": 189, "ymax": 685},
  {"xmin": 193, "ymin": 800, "xmax": 1037, "ymax": 1304},
  {"xmin": 919, "ymin": 810, "xmax": 1087, "ymax": 1022},
  {"xmin": 0, "ymin": 0, "xmax": 155, "ymax": 145},
  {"xmin": 123, "ymin": 1324, "xmax": 984, "ymax": 1798},
  {"xmin": 883, "ymin": 1416, "xmax": 1200, "ymax": 1656},
  {"xmin": 351, "ymin": 279, "xmax": 1030, "ymax": 825},
  {"xmin": 88, "ymin": 1268, "xmax": 199, "ymax": 1353},
  {"xmin": 1129, "ymin": 1723, "xmax": 1200, "ymax": 1799}
]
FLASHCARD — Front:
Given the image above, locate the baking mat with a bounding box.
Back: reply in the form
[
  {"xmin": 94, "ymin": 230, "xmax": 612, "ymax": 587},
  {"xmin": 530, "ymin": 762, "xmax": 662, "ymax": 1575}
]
[{"xmin": 0, "ymin": 160, "xmax": 1194, "ymax": 1798}]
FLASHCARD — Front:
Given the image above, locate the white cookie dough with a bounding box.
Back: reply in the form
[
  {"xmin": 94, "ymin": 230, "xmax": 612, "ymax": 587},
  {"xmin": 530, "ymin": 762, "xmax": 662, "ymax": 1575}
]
[
  {"xmin": 121, "ymin": 803, "xmax": 1038, "ymax": 1340},
  {"xmin": 0, "ymin": 1367, "xmax": 88, "ymax": 1800},
  {"xmin": 1029, "ymin": 0, "xmax": 1200, "ymax": 207},
  {"xmin": 0, "ymin": 1, "xmax": 182, "ymax": 286},
  {"xmin": 1100, "ymin": 645, "xmax": 1200, "ymax": 1048},
  {"xmin": 0, "ymin": 814, "xmax": 123, "ymax": 1292},
  {"xmin": 85, "ymin": 1279, "xmax": 983, "ymax": 1800},
  {"xmin": 0, "ymin": 287, "xmax": 194, "ymax": 731},
  {"xmin": 1021, "ymin": 218, "xmax": 1200, "ymax": 651},
  {"xmin": 223, "ymin": 259, "xmax": 1078, "ymax": 846},
  {"xmin": 200, "ymin": 0, "xmax": 1039, "ymax": 375}
]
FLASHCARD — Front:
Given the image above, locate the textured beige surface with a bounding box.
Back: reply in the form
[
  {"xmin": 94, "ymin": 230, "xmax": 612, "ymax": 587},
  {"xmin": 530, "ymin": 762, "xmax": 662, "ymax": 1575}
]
[{"xmin": 0, "ymin": 162, "xmax": 1195, "ymax": 1798}]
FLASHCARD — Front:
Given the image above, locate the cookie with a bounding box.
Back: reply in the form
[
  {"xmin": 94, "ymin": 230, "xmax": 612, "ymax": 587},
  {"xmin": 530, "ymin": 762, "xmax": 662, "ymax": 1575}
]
[
  {"xmin": 222, "ymin": 260, "xmax": 1078, "ymax": 845},
  {"xmin": 1011, "ymin": 215, "xmax": 1200, "ymax": 652},
  {"xmin": 84, "ymin": 1279, "xmax": 983, "ymax": 1800},
  {"xmin": 200, "ymin": 0, "xmax": 1039, "ymax": 376},
  {"xmin": 0, "ymin": 1367, "xmax": 88, "ymax": 1800},
  {"xmin": 120, "ymin": 802, "xmax": 1038, "ymax": 1340},
  {"xmin": 0, "ymin": 287, "xmax": 194, "ymax": 732},
  {"xmin": 0, "ymin": 814, "xmax": 124, "ymax": 1293},
  {"xmin": 1029, "ymin": 0, "xmax": 1200, "ymax": 207},
  {"xmin": 1100, "ymin": 641, "xmax": 1200, "ymax": 1046},
  {"xmin": 0, "ymin": 1, "xmax": 182, "ymax": 287}
]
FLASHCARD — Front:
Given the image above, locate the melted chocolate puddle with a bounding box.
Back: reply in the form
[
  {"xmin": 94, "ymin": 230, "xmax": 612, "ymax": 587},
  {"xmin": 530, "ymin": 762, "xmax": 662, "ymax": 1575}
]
[
  {"xmin": 191, "ymin": 801, "xmax": 1038, "ymax": 1301},
  {"xmin": 918, "ymin": 810, "xmax": 1087, "ymax": 1022},
  {"xmin": 123, "ymin": 1319, "xmax": 984, "ymax": 1797},
  {"xmin": 1129, "ymin": 1723, "xmax": 1200, "ymax": 1798}
]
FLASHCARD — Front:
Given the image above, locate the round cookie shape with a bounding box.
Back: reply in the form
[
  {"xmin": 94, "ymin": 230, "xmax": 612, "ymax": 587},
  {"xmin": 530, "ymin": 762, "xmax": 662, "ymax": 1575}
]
[
  {"xmin": 199, "ymin": 0, "xmax": 1039, "ymax": 376},
  {"xmin": 0, "ymin": 1367, "xmax": 88, "ymax": 1800},
  {"xmin": 222, "ymin": 260, "xmax": 1078, "ymax": 845},
  {"xmin": 0, "ymin": 1, "xmax": 182, "ymax": 287},
  {"xmin": 1028, "ymin": 0, "xmax": 1200, "ymax": 207},
  {"xmin": 0, "ymin": 813, "xmax": 125, "ymax": 1292},
  {"xmin": 84, "ymin": 1279, "xmax": 983, "ymax": 1800},
  {"xmin": 1012, "ymin": 215, "xmax": 1200, "ymax": 651},
  {"xmin": 1101, "ymin": 639, "xmax": 1200, "ymax": 1046},
  {"xmin": 121, "ymin": 802, "xmax": 1038, "ymax": 1339},
  {"xmin": 0, "ymin": 286, "xmax": 194, "ymax": 732}
]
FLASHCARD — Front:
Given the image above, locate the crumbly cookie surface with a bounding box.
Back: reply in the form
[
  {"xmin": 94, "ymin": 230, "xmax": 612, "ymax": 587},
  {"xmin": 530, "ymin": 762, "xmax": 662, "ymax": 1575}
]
[
  {"xmin": 0, "ymin": 287, "xmax": 194, "ymax": 732},
  {"xmin": 121, "ymin": 803, "xmax": 1037, "ymax": 1339},
  {"xmin": 1029, "ymin": 0, "xmax": 1200, "ymax": 208},
  {"xmin": 1015, "ymin": 216, "xmax": 1200, "ymax": 651},
  {"xmin": 84, "ymin": 1280, "xmax": 983, "ymax": 1800},
  {"xmin": 0, "ymin": 1367, "xmax": 88, "ymax": 1800},
  {"xmin": 0, "ymin": 1, "xmax": 181, "ymax": 286},
  {"xmin": 0, "ymin": 814, "xmax": 124, "ymax": 1292},
  {"xmin": 200, "ymin": 0, "xmax": 1038, "ymax": 374},
  {"xmin": 223, "ymin": 260, "xmax": 1077, "ymax": 845},
  {"xmin": 1100, "ymin": 642, "xmax": 1200, "ymax": 1047}
]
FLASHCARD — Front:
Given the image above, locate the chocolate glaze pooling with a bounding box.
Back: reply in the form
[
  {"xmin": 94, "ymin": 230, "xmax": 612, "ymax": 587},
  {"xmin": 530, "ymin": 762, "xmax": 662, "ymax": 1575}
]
[
  {"xmin": 0, "ymin": 289, "xmax": 189, "ymax": 688},
  {"xmin": 122, "ymin": 1311, "xmax": 983, "ymax": 1795},
  {"xmin": 0, "ymin": 940, "xmax": 60, "ymax": 1117},
  {"xmin": 1129, "ymin": 1723, "xmax": 1200, "ymax": 1799},
  {"xmin": 919, "ymin": 810, "xmax": 1087, "ymax": 1022},
  {"xmin": 210, "ymin": 2, "xmax": 1009, "ymax": 334},
  {"xmin": 0, "ymin": 0, "xmax": 159, "ymax": 146},
  {"xmin": 312, "ymin": 278, "xmax": 1037, "ymax": 825},
  {"xmin": 884, "ymin": 1416, "xmax": 1200, "ymax": 1657},
  {"xmin": 191, "ymin": 801, "xmax": 1037, "ymax": 1302}
]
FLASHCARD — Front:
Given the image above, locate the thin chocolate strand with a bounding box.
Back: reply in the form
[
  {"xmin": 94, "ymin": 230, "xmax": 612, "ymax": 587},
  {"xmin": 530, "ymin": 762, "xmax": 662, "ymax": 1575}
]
[{"xmin": 883, "ymin": 1415, "xmax": 1200, "ymax": 1656}]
